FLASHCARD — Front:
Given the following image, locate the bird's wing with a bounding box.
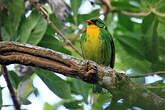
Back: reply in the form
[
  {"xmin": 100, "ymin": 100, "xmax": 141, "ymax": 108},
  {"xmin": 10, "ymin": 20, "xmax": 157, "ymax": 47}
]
[
  {"xmin": 109, "ymin": 36, "xmax": 115, "ymax": 68},
  {"xmin": 100, "ymin": 28, "xmax": 115, "ymax": 68},
  {"xmin": 80, "ymin": 31, "xmax": 87, "ymax": 59}
]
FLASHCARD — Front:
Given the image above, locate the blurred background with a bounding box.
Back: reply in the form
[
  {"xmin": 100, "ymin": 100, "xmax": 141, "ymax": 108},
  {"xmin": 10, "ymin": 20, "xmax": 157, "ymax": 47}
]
[{"xmin": 0, "ymin": 0, "xmax": 165, "ymax": 110}]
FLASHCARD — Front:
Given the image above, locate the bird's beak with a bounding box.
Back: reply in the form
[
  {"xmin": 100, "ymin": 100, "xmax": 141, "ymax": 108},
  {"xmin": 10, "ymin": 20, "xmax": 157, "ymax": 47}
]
[{"xmin": 86, "ymin": 20, "xmax": 94, "ymax": 24}]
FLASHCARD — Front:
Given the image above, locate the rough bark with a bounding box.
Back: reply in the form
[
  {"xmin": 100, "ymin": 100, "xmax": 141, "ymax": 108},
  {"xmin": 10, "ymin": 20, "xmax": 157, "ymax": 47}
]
[{"xmin": 0, "ymin": 41, "xmax": 165, "ymax": 110}]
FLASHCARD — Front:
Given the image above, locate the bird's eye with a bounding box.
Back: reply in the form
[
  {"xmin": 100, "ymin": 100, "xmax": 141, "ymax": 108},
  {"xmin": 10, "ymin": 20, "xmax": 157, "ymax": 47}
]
[{"xmin": 96, "ymin": 21, "xmax": 99, "ymax": 24}]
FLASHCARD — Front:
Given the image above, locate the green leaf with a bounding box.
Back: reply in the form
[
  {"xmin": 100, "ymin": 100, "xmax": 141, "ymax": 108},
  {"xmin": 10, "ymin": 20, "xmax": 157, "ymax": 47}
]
[
  {"xmin": 68, "ymin": 78, "xmax": 91, "ymax": 103},
  {"xmin": 64, "ymin": 100, "xmax": 82, "ymax": 109},
  {"xmin": 157, "ymin": 22, "xmax": 165, "ymax": 68},
  {"xmin": 19, "ymin": 82, "xmax": 38, "ymax": 105},
  {"xmin": 105, "ymin": 13, "xmax": 114, "ymax": 26},
  {"xmin": 118, "ymin": 14, "xmax": 133, "ymax": 31},
  {"xmin": 8, "ymin": 71, "xmax": 21, "ymax": 89},
  {"xmin": 104, "ymin": 102, "xmax": 130, "ymax": 110},
  {"xmin": 44, "ymin": 103, "xmax": 54, "ymax": 110},
  {"xmin": 141, "ymin": 14, "xmax": 155, "ymax": 34},
  {"xmin": 92, "ymin": 95, "xmax": 102, "ymax": 110},
  {"xmin": 97, "ymin": 93, "xmax": 112, "ymax": 105},
  {"xmin": 92, "ymin": 93, "xmax": 112, "ymax": 110},
  {"xmin": 156, "ymin": 22, "xmax": 165, "ymax": 71},
  {"xmin": 33, "ymin": 87, "xmax": 39, "ymax": 97},
  {"xmin": 156, "ymin": 3, "xmax": 165, "ymax": 13},
  {"xmin": 18, "ymin": 79, "xmax": 33, "ymax": 99},
  {"xmin": 34, "ymin": 68, "xmax": 71, "ymax": 99},
  {"xmin": 114, "ymin": 30, "xmax": 151, "ymax": 73},
  {"xmin": 146, "ymin": 80, "xmax": 165, "ymax": 99},
  {"xmin": 1, "ymin": 27, "xmax": 10, "ymax": 41},
  {"xmin": 157, "ymin": 22, "xmax": 165, "ymax": 50},
  {"xmin": 18, "ymin": 10, "xmax": 47, "ymax": 45},
  {"xmin": 20, "ymin": 98, "xmax": 31, "ymax": 105},
  {"xmin": 115, "ymin": 34, "xmax": 151, "ymax": 74},
  {"xmin": 1, "ymin": 0, "xmax": 25, "ymax": 40},
  {"xmin": 38, "ymin": 35, "xmax": 71, "ymax": 55},
  {"xmin": 146, "ymin": 80, "xmax": 164, "ymax": 87},
  {"xmin": 116, "ymin": 34, "xmax": 145, "ymax": 61},
  {"xmin": 141, "ymin": 14, "xmax": 160, "ymax": 68},
  {"xmin": 70, "ymin": 0, "xmax": 82, "ymax": 25}
]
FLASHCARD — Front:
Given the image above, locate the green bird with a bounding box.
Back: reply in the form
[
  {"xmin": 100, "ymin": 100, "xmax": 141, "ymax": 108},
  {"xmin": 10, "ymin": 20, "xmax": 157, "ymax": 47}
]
[{"xmin": 81, "ymin": 17, "xmax": 115, "ymax": 92}]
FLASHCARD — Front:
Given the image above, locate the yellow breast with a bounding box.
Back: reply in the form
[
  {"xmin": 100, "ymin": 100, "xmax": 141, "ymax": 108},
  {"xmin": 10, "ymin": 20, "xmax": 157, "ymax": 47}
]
[
  {"xmin": 85, "ymin": 25, "xmax": 100, "ymax": 51},
  {"xmin": 83, "ymin": 24, "xmax": 102, "ymax": 61},
  {"xmin": 86, "ymin": 25, "xmax": 100, "ymax": 42}
]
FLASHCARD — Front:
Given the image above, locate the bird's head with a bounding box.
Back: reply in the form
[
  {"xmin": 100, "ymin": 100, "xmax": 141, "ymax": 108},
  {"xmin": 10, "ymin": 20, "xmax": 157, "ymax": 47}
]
[{"xmin": 86, "ymin": 17, "xmax": 105, "ymax": 28}]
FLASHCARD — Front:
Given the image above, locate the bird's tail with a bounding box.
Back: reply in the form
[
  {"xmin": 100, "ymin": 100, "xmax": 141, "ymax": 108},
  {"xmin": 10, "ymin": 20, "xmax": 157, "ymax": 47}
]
[{"xmin": 93, "ymin": 85, "xmax": 102, "ymax": 93}]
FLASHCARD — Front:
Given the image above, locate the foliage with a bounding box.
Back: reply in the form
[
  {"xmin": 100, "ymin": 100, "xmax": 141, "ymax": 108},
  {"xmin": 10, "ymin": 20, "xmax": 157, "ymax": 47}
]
[
  {"xmin": 0, "ymin": 0, "xmax": 165, "ymax": 110},
  {"xmin": 34, "ymin": 68, "xmax": 71, "ymax": 99}
]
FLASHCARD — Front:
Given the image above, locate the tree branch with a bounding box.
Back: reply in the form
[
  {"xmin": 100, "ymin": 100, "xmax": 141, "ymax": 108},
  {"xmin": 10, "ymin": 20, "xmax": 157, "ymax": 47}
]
[
  {"xmin": 101, "ymin": 0, "xmax": 111, "ymax": 20},
  {"xmin": 129, "ymin": 71, "xmax": 165, "ymax": 78},
  {"xmin": 107, "ymin": 4, "xmax": 165, "ymax": 17},
  {"xmin": 0, "ymin": 41, "xmax": 165, "ymax": 110},
  {"xmin": 69, "ymin": 27, "xmax": 85, "ymax": 43},
  {"xmin": 110, "ymin": 10, "xmax": 151, "ymax": 17},
  {"xmin": 100, "ymin": 0, "xmax": 152, "ymax": 17},
  {"xmin": 29, "ymin": 0, "xmax": 82, "ymax": 57},
  {"xmin": 151, "ymin": 8, "xmax": 165, "ymax": 17},
  {"xmin": 1, "ymin": 65, "xmax": 20, "ymax": 110}
]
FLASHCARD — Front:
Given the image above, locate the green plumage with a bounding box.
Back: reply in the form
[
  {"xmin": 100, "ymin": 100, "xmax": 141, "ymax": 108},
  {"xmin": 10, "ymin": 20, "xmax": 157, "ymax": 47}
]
[
  {"xmin": 81, "ymin": 17, "xmax": 115, "ymax": 68},
  {"xmin": 81, "ymin": 17, "xmax": 115, "ymax": 93}
]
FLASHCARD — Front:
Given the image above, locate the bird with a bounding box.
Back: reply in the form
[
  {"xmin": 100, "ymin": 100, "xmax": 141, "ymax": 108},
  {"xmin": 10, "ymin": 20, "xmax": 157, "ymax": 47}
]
[{"xmin": 81, "ymin": 17, "xmax": 115, "ymax": 93}]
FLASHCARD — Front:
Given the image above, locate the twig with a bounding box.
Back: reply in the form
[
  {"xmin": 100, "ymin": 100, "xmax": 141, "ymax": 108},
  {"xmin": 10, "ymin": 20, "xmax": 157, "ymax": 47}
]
[
  {"xmin": 151, "ymin": 8, "xmax": 165, "ymax": 17},
  {"xmin": 108, "ymin": 5, "xmax": 165, "ymax": 18},
  {"xmin": 29, "ymin": 0, "xmax": 82, "ymax": 56},
  {"xmin": 69, "ymin": 27, "xmax": 85, "ymax": 42},
  {"xmin": 100, "ymin": 0, "xmax": 151, "ymax": 18},
  {"xmin": 129, "ymin": 71, "xmax": 165, "ymax": 78},
  {"xmin": 102, "ymin": 0, "xmax": 112, "ymax": 9},
  {"xmin": 110, "ymin": 10, "xmax": 151, "ymax": 17},
  {"xmin": 145, "ymin": 85, "xmax": 165, "ymax": 89},
  {"xmin": 120, "ymin": 10, "xmax": 151, "ymax": 17},
  {"xmin": 1, "ymin": 65, "xmax": 20, "ymax": 110}
]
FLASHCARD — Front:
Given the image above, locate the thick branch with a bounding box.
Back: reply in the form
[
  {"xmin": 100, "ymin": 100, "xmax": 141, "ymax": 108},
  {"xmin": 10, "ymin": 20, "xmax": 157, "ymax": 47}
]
[{"xmin": 0, "ymin": 42, "xmax": 165, "ymax": 110}]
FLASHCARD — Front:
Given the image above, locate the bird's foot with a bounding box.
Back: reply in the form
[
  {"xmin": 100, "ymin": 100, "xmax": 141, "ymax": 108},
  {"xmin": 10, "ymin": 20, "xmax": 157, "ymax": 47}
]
[{"xmin": 83, "ymin": 60, "xmax": 97, "ymax": 76}]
